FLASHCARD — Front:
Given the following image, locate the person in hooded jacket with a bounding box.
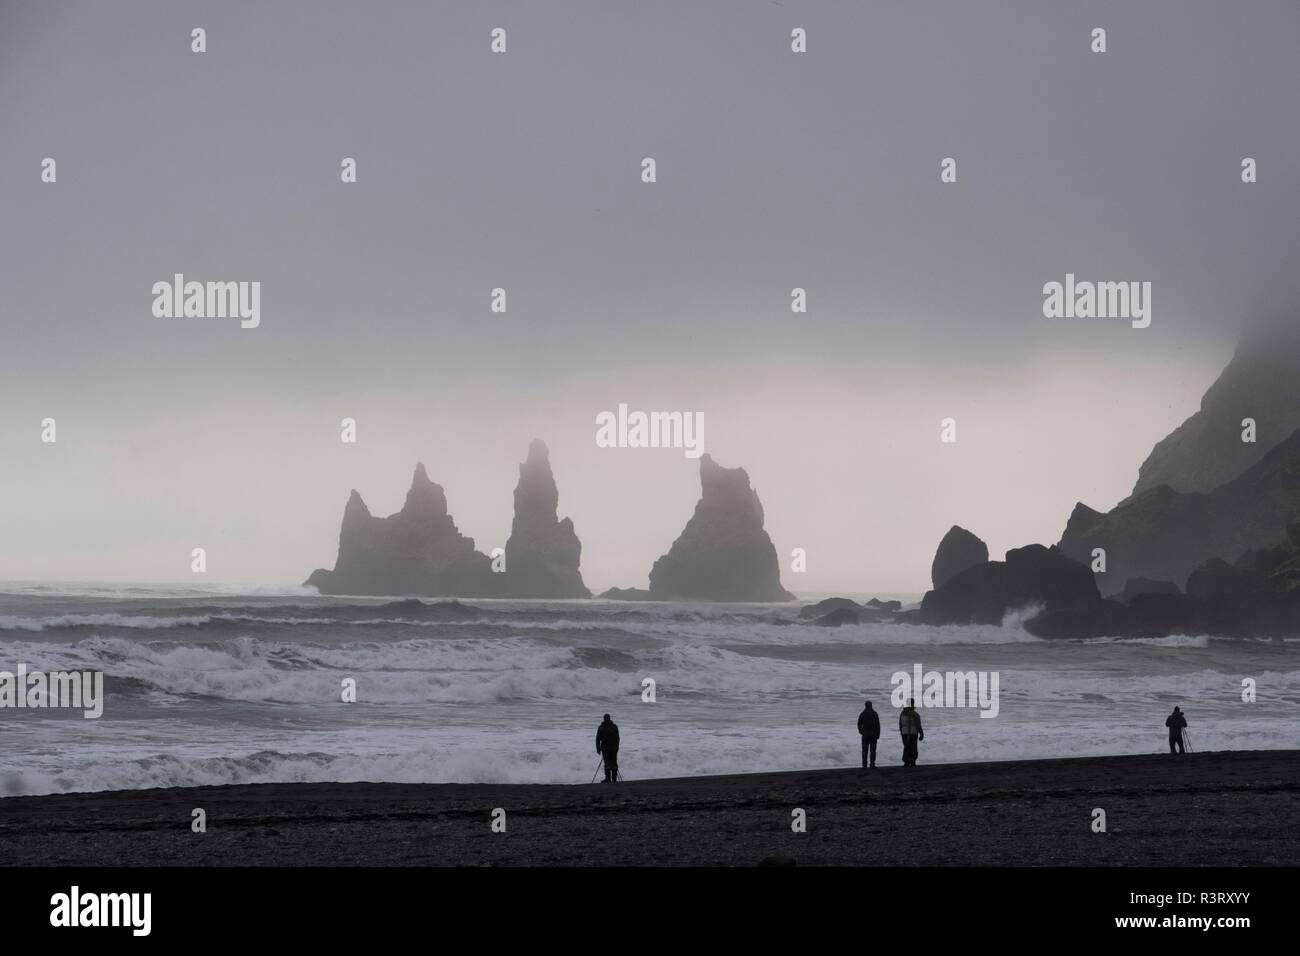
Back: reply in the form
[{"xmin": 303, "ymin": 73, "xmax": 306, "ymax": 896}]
[{"xmin": 899, "ymin": 698, "xmax": 924, "ymax": 767}]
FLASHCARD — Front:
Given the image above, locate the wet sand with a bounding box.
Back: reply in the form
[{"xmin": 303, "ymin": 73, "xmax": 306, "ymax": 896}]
[{"xmin": 1, "ymin": 750, "xmax": 1296, "ymax": 866}]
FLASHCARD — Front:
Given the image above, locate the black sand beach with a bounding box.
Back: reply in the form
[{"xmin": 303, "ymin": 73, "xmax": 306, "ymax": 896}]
[{"xmin": 2, "ymin": 751, "xmax": 1296, "ymax": 867}]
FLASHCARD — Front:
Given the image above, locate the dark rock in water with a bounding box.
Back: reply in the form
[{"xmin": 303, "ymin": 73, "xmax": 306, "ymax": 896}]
[
  {"xmin": 1004, "ymin": 544, "xmax": 1099, "ymax": 608},
  {"xmin": 305, "ymin": 464, "xmax": 495, "ymax": 597},
  {"xmin": 919, "ymin": 563, "xmax": 1009, "ymax": 625},
  {"xmin": 648, "ymin": 455, "xmax": 795, "ymax": 602},
  {"xmin": 1026, "ymin": 593, "xmax": 1204, "ymax": 640},
  {"xmin": 799, "ymin": 597, "xmax": 900, "ymax": 624},
  {"xmin": 1127, "ymin": 592, "xmax": 1204, "ymax": 632},
  {"xmin": 1059, "ymin": 425, "xmax": 1300, "ymax": 594},
  {"xmin": 502, "ymin": 440, "xmax": 590, "ymax": 598},
  {"xmin": 598, "ymin": 587, "xmax": 654, "ymax": 601},
  {"xmin": 1117, "ymin": 577, "xmax": 1181, "ymax": 603},
  {"xmin": 1188, "ymin": 532, "xmax": 1300, "ymax": 601},
  {"xmin": 1125, "ymin": 320, "xmax": 1300, "ymax": 502},
  {"xmin": 1186, "ymin": 558, "xmax": 1252, "ymax": 599},
  {"xmin": 931, "ymin": 525, "xmax": 989, "ymax": 589},
  {"xmin": 919, "ymin": 544, "xmax": 1098, "ymax": 626},
  {"xmin": 812, "ymin": 607, "xmax": 860, "ymax": 627},
  {"xmin": 1244, "ymin": 539, "xmax": 1300, "ymax": 587},
  {"xmin": 1203, "ymin": 590, "xmax": 1300, "ymax": 637},
  {"xmin": 1023, "ymin": 599, "xmax": 1133, "ymax": 639},
  {"xmin": 373, "ymin": 598, "xmax": 483, "ymax": 620},
  {"xmin": 799, "ymin": 597, "xmax": 864, "ymax": 619},
  {"xmin": 1031, "ymin": 526, "xmax": 1300, "ymax": 639}
]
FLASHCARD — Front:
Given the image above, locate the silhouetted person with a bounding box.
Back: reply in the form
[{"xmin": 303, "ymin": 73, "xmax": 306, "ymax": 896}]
[
  {"xmin": 1165, "ymin": 706, "xmax": 1187, "ymax": 754},
  {"xmin": 596, "ymin": 713, "xmax": 620, "ymax": 782},
  {"xmin": 857, "ymin": 700, "xmax": 881, "ymax": 768},
  {"xmin": 899, "ymin": 697, "xmax": 924, "ymax": 766}
]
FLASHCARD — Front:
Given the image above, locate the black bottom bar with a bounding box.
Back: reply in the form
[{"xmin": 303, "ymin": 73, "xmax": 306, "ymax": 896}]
[{"xmin": 1, "ymin": 866, "xmax": 1283, "ymax": 942}]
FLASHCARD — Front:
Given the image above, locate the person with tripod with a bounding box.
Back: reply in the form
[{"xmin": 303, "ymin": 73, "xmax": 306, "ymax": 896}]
[
  {"xmin": 1165, "ymin": 705, "xmax": 1188, "ymax": 754},
  {"xmin": 596, "ymin": 713, "xmax": 621, "ymax": 782}
]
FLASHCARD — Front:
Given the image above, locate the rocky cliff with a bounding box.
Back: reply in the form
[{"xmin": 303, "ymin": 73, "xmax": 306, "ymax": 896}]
[
  {"xmin": 502, "ymin": 440, "xmax": 590, "ymax": 598},
  {"xmin": 1059, "ymin": 425, "xmax": 1300, "ymax": 593},
  {"xmin": 305, "ymin": 463, "xmax": 495, "ymax": 596},
  {"xmin": 1029, "ymin": 523, "xmax": 1300, "ymax": 640},
  {"xmin": 1126, "ymin": 320, "xmax": 1300, "ymax": 502},
  {"xmin": 648, "ymin": 455, "xmax": 795, "ymax": 602}
]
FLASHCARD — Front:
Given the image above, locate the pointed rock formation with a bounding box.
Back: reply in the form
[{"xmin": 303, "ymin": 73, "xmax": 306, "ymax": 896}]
[
  {"xmin": 305, "ymin": 463, "xmax": 495, "ymax": 596},
  {"xmin": 647, "ymin": 455, "xmax": 795, "ymax": 602},
  {"xmin": 502, "ymin": 440, "xmax": 590, "ymax": 598},
  {"xmin": 930, "ymin": 525, "xmax": 989, "ymax": 589}
]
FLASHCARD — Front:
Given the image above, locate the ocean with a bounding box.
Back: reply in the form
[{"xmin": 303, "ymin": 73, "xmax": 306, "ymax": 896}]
[{"xmin": 1, "ymin": 583, "xmax": 1295, "ymax": 796}]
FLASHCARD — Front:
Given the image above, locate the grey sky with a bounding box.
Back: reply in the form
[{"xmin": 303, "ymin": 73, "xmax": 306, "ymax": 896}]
[{"xmin": 1, "ymin": 1, "xmax": 1297, "ymax": 592}]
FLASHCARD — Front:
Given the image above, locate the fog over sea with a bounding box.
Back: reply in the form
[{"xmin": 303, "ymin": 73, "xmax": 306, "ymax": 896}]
[{"xmin": 1, "ymin": 583, "xmax": 1295, "ymax": 797}]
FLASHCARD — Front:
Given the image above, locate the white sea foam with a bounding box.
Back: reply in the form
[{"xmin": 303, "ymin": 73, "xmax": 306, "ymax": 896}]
[
  {"xmin": 1, "ymin": 594, "xmax": 1294, "ymax": 795},
  {"xmin": 4, "ymin": 706, "xmax": 1298, "ymax": 797}
]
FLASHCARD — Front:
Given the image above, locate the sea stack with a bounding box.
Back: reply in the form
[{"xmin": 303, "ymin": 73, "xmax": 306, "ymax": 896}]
[
  {"xmin": 930, "ymin": 525, "xmax": 989, "ymax": 589},
  {"xmin": 305, "ymin": 463, "xmax": 494, "ymax": 596},
  {"xmin": 502, "ymin": 440, "xmax": 590, "ymax": 598},
  {"xmin": 648, "ymin": 454, "xmax": 795, "ymax": 602}
]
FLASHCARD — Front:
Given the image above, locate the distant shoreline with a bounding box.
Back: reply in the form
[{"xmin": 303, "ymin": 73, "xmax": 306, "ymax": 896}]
[
  {"xmin": 0, "ymin": 582, "xmax": 924, "ymax": 604},
  {"xmin": 2, "ymin": 750, "xmax": 1295, "ymax": 866}
]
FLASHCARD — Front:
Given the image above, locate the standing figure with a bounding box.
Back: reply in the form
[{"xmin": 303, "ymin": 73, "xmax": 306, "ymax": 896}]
[
  {"xmin": 596, "ymin": 713, "xmax": 620, "ymax": 782},
  {"xmin": 1165, "ymin": 706, "xmax": 1188, "ymax": 754},
  {"xmin": 899, "ymin": 697, "xmax": 924, "ymax": 767},
  {"xmin": 857, "ymin": 700, "xmax": 881, "ymax": 768}
]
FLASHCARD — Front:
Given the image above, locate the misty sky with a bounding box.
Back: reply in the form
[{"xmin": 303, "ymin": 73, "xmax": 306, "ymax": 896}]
[{"xmin": 1, "ymin": 1, "xmax": 1297, "ymax": 594}]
